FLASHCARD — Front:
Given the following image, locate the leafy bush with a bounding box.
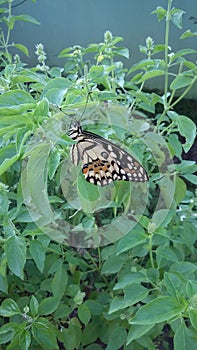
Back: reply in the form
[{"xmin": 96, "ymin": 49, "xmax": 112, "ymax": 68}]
[{"xmin": 0, "ymin": 0, "xmax": 197, "ymax": 349}]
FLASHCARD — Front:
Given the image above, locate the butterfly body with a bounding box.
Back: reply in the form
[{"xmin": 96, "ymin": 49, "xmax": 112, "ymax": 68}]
[{"xmin": 69, "ymin": 122, "xmax": 148, "ymax": 186}]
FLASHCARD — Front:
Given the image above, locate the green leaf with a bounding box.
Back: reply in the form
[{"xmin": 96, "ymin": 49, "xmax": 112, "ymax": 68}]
[
  {"xmin": 29, "ymin": 240, "xmax": 46, "ymax": 273},
  {"xmin": 151, "ymin": 209, "xmax": 173, "ymax": 229},
  {"xmin": 176, "ymin": 115, "xmax": 196, "ymax": 152},
  {"xmin": 13, "ymin": 43, "xmax": 29, "ymax": 56},
  {"xmin": 0, "ymin": 90, "xmax": 35, "ymax": 115},
  {"xmin": 15, "ymin": 14, "xmax": 40, "ymax": 25},
  {"xmin": 174, "ymin": 176, "xmax": 187, "ymax": 204},
  {"xmin": 109, "ymin": 284, "xmax": 149, "ymax": 314},
  {"xmin": 174, "ymin": 323, "xmax": 197, "ymax": 350},
  {"xmin": 182, "ymin": 174, "xmax": 197, "ymax": 185},
  {"xmin": 17, "ymin": 329, "xmax": 31, "ymax": 350},
  {"xmin": 189, "ymin": 310, "xmax": 197, "ymax": 330},
  {"xmin": 171, "ymin": 9, "xmax": 185, "ymax": 29},
  {"xmin": 30, "ymin": 296, "xmax": 39, "ymax": 317},
  {"xmin": 137, "ymin": 70, "xmax": 165, "ymax": 83},
  {"xmin": 152, "ymin": 6, "xmax": 166, "ymax": 22},
  {"xmin": 156, "ymin": 246, "xmax": 178, "ymax": 264},
  {"xmin": 114, "ymin": 272, "xmax": 147, "ymax": 290},
  {"xmin": 38, "ymin": 297, "xmax": 60, "ymax": 315},
  {"xmin": 0, "ymin": 274, "xmax": 8, "ymax": 294},
  {"xmin": 48, "ymin": 149, "xmax": 61, "ymax": 180},
  {"xmin": 33, "ymin": 97, "xmax": 49, "ymax": 119},
  {"xmin": 116, "ymin": 225, "xmax": 147, "ymax": 254},
  {"xmin": 52, "ymin": 264, "xmax": 68, "ymax": 299},
  {"xmin": 164, "ymin": 272, "xmax": 186, "ymax": 297},
  {"xmin": 127, "ymin": 324, "xmax": 154, "ymax": 344},
  {"xmin": 42, "ymin": 77, "xmax": 72, "ymax": 105},
  {"xmin": 0, "ymin": 323, "xmax": 15, "ymax": 345},
  {"xmin": 32, "ymin": 319, "xmax": 58, "ymax": 350},
  {"xmin": 0, "ymin": 152, "xmax": 19, "ymax": 176},
  {"xmin": 170, "ymin": 75, "xmax": 194, "ymax": 90},
  {"xmin": 0, "ymin": 299, "xmax": 20, "ymax": 317},
  {"xmin": 106, "ymin": 326, "xmax": 127, "ymax": 350},
  {"xmin": 180, "ymin": 30, "xmax": 197, "ymax": 39},
  {"xmin": 101, "ymin": 255, "xmax": 123, "ymax": 274},
  {"xmin": 131, "ymin": 296, "xmax": 184, "ymax": 325},
  {"xmin": 82, "ymin": 320, "xmax": 101, "ymax": 346},
  {"xmin": 62, "ymin": 324, "xmax": 82, "ymax": 350},
  {"xmin": 21, "ymin": 142, "xmax": 55, "ymax": 226},
  {"xmin": 5, "ymin": 236, "xmax": 26, "ymax": 279},
  {"xmin": 78, "ymin": 304, "xmax": 91, "ymax": 325},
  {"xmin": 124, "ymin": 284, "xmax": 149, "ymax": 307}
]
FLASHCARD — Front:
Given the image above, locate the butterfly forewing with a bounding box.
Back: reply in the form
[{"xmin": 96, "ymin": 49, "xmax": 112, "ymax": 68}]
[{"xmin": 69, "ymin": 123, "xmax": 148, "ymax": 186}]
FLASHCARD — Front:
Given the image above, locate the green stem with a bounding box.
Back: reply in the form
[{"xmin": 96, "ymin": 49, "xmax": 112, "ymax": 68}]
[
  {"xmin": 148, "ymin": 234, "xmax": 155, "ymax": 268},
  {"xmin": 163, "ymin": 0, "xmax": 172, "ymax": 111}
]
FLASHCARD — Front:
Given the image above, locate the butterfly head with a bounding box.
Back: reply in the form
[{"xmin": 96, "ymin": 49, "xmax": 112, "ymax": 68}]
[{"xmin": 68, "ymin": 121, "xmax": 83, "ymax": 140}]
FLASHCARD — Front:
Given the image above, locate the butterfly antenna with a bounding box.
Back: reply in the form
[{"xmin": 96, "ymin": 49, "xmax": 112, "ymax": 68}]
[{"xmin": 79, "ymin": 91, "xmax": 92, "ymax": 122}]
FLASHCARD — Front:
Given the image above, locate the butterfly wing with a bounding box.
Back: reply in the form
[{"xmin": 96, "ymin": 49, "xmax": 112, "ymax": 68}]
[{"xmin": 70, "ymin": 129, "xmax": 148, "ymax": 186}]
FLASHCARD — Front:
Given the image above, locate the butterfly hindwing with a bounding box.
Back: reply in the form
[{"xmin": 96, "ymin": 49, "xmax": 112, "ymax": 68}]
[{"xmin": 69, "ymin": 123, "xmax": 148, "ymax": 186}]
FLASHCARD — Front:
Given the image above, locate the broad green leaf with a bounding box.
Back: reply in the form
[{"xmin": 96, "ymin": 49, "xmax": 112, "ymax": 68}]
[
  {"xmin": 0, "ymin": 274, "xmax": 8, "ymax": 294},
  {"xmin": 78, "ymin": 304, "xmax": 91, "ymax": 325},
  {"xmin": 164, "ymin": 272, "xmax": 186, "ymax": 298},
  {"xmin": 15, "ymin": 14, "xmax": 40, "ymax": 25},
  {"xmin": 127, "ymin": 324, "xmax": 154, "ymax": 344},
  {"xmin": 0, "ymin": 90, "xmax": 35, "ymax": 115},
  {"xmin": 82, "ymin": 321, "xmax": 101, "ymax": 346},
  {"xmin": 170, "ymin": 262, "xmax": 197, "ymax": 275},
  {"xmin": 0, "ymin": 153, "xmax": 19, "ymax": 176},
  {"xmin": 32, "ymin": 319, "xmax": 58, "ymax": 350},
  {"xmin": 138, "ymin": 70, "xmax": 165, "ymax": 82},
  {"xmin": 0, "ymin": 322, "xmax": 15, "ymax": 344},
  {"xmin": 42, "ymin": 77, "xmax": 72, "ymax": 105},
  {"xmin": 189, "ymin": 310, "xmax": 197, "ymax": 330},
  {"xmin": 0, "ymin": 299, "xmax": 20, "ymax": 317},
  {"xmin": 109, "ymin": 284, "xmax": 149, "ymax": 314},
  {"xmin": 29, "ymin": 240, "xmax": 46, "ymax": 273},
  {"xmin": 174, "ymin": 176, "xmax": 187, "ymax": 204},
  {"xmin": 174, "ymin": 323, "xmax": 197, "ymax": 350},
  {"xmin": 156, "ymin": 246, "xmax": 178, "ymax": 264},
  {"xmin": 22, "ymin": 142, "xmax": 54, "ymax": 225},
  {"xmin": 52, "ymin": 264, "xmax": 68, "ymax": 299},
  {"xmin": 38, "ymin": 297, "xmax": 60, "ymax": 316},
  {"xmin": 62, "ymin": 324, "xmax": 82, "ymax": 350},
  {"xmin": 84, "ymin": 300, "xmax": 104, "ymax": 316},
  {"xmin": 5, "ymin": 236, "xmax": 26, "ymax": 279},
  {"xmin": 152, "ymin": 6, "xmax": 166, "ymax": 22},
  {"xmin": 14, "ymin": 43, "xmax": 29, "ymax": 56},
  {"xmin": 131, "ymin": 296, "xmax": 184, "ymax": 325},
  {"xmin": 114, "ymin": 272, "xmax": 148, "ymax": 290},
  {"xmin": 106, "ymin": 326, "xmax": 127, "ymax": 350},
  {"xmin": 170, "ymin": 75, "xmax": 194, "ymax": 90},
  {"xmin": 151, "ymin": 209, "xmax": 173, "ymax": 228},
  {"xmin": 180, "ymin": 30, "xmax": 197, "ymax": 39},
  {"xmin": 77, "ymin": 171, "xmax": 99, "ymax": 203},
  {"xmin": 48, "ymin": 150, "xmax": 61, "ymax": 180},
  {"xmin": 17, "ymin": 329, "xmax": 31, "ymax": 350},
  {"xmin": 108, "ymin": 297, "xmax": 125, "ymax": 314},
  {"xmin": 176, "ymin": 115, "xmax": 196, "ymax": 152},
  {"xmin": 182, "ymin": 174, "xmax": 197, "ymax": 185},
  {"xmin": 171, "ymin": 9, "xmax": 185, "ymax": 29},
  {"xmin": 101, "ymin": 255, "xmax": 123, "ymax": 274},
  {"xmin": 124, "ymin": 284, "xmax": 149, "ymax": 307},
  {"xmin": 30, "ymin": 296, "xmax": 39, "ymax": 317},
  {"xmin": 116, "ymin": 225, "xmax": 147, "ymax": 254},
  {"xmin": 157, "ymin": 175, "xmax": 175, "ymax": 209},
  {"xmin": 33, "ymin": 97, "xmax": 49, "ymax": 119}
]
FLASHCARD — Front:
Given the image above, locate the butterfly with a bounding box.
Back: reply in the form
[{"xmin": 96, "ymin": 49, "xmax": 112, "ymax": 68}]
[{"xmin": 68, "ymin": 121, "xmax": 148, "ymax": 186}]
